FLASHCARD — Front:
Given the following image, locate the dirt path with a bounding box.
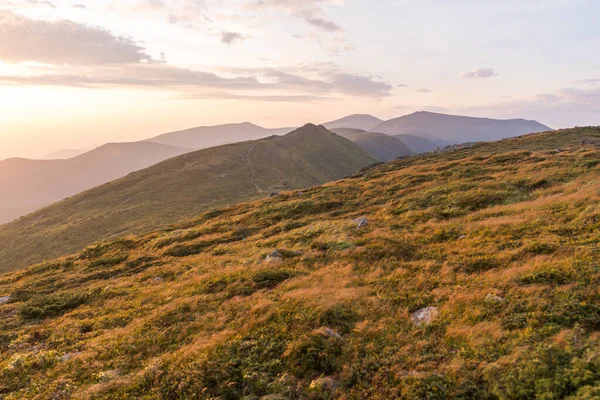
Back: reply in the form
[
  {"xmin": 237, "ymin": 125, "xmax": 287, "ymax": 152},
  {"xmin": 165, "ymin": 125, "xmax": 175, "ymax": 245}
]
[{"xmin": 242, "ymin": 144, "xmax": 263, "ymax": 193}]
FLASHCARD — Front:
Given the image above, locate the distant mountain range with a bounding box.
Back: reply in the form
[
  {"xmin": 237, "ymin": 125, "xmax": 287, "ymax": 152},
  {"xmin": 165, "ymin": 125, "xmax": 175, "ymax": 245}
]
[
  {"xmin": 371, "ymin": 111, "xmax": 551, "ymax": 143},
  {"xmin": 146, "ymin": 122, "xmax": 294, "ymax": 150},
  {"xmin": 0, "ymin": 112, "xmax": 552, "ymax": 225},
  {"xmin": 0, "ymin": 124, "xmax": 377, "ymax": 273}
]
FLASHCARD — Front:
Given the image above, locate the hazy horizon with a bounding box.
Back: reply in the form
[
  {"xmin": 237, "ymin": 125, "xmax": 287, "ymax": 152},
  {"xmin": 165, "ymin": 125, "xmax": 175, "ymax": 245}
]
[{"xmin": 1, "ymin": 0, "xmax": 599, "ymax": 159}]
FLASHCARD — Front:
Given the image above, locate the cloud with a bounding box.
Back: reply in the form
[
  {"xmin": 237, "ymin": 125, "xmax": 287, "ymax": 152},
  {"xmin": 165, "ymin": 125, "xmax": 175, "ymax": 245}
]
[
  {"xmin": 250, "ymin": 0, "xmax": 343, "ymax": 32},
  {"xmin": 458, "ymin": 86, "xmax": 600, "ymax": 128},
  {"xmin": 397, "ymin": 83, "xmax": 408, "ymax": 88},
  {"xmin": 576, "ymin": 79, "xmax": 600, "ymax": 86},
  {"xmin": 221, "ymin": 31, "xmax": 245, "ymax": 45},
  {"xmin": 301, "ymin": 14, "xmax": 342, "ymax": 32},
  {"xmin": 461, "ymin": 68, "xmax": 498, "ymax": 79},
  {"xmin": 176, "ymin": 92, "xmax": 335, "ymax": 102},
  {"xmin": 416, "ymin": 88, "xmax": 432, "ymax": 93},
  {"xmin": 0, "ymin": 63, "xmax": 393, "ymax": 99},
  {"xmin": 330, "ymin": 73, "xmax": 392, "ymax": 98},
  {"xmin": 0, "ymin": 11, "xmax": 153, "ymax": 65}
]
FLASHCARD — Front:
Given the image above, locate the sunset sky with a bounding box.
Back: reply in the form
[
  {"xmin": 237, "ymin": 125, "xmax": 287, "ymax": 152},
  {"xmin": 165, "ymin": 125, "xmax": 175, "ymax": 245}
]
[{"xmin": 1, "ymin": 0, "xmax": 599, "ymax": 159}]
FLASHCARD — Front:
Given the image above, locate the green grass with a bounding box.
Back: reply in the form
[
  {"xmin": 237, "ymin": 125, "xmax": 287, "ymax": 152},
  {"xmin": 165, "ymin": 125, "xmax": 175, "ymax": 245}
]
[{"xmin": 0, "ymin": 127, "xmax": 600, "ymax": 398}]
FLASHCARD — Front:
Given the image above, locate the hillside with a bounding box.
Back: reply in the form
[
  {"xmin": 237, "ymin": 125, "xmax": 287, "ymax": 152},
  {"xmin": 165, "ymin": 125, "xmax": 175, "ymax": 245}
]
[
  {"xmin": 373, "ymin": 111, "xmax": 551, "ymax": 143},
  {"xmin": 0, "ymin": 142, "xmax": 190, "ymax": 224},
  {"xmin": 393, "ymin": 133, "xmax": 440, "ymax": 154},
  {"xmin": 331, "ymin": 128, "xmax": 414, "ymax": 161},
  {"xmin": 323, "ymin": 114, "xmax": 384, "ymax": 131},
  {"xmin": 0, "ymin": 125, "xmax": 377, "ymax": 273},
  {"xmin": 1, "ymin": 127, "xmax": 600, "ymax": 398},
  {"xmin": 146, "ymin": 122, "xmax": 294, "ymax": 150}
]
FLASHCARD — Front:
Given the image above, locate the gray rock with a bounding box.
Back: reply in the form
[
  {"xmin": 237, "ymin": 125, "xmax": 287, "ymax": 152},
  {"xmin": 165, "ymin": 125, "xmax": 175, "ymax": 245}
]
[
  {"xmin": 353, "ymin": 218, "xmax": 368, "ymax": 229},
  {"xmin": 0, "ymin": 296, "xmax": 10, "ymax": 305},
  {"xmin": 61, "ymin": 352, "xmax": 83, "ymax": 362},
  {"xmin": 265, "ymin": 250, "xmax": 283, "ymax": 263},
  {"xmin": 309, "ymin": 376, "xmax": 340, "ymax": 391},
  {"xmin": 486, "ymin": 294, "xmax": 505, "ymax": 303},
  {"xmin": 268, "ymin": 192, "xmax": 280, "ymax": 198},
  {"xmin": 411, "ymin": 307, "xmax": 439, "ymax": 326},
  {"xmin": 152, "ymin": 277, "xmax": 164, "ymax": 283},
  {"xmin": 313, "ymin": 327, "xmax": 342, "ymax": 340},
  {"xmin": 98, "ymin": 369, "xmax": 120, "ymax": 382}
]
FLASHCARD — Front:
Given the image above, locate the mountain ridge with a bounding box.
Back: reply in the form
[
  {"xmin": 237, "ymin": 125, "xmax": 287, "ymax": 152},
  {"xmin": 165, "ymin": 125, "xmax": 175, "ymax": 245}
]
[{"xmin": 0, "ymin": 124, "xmax": 377, "ymax": 273}]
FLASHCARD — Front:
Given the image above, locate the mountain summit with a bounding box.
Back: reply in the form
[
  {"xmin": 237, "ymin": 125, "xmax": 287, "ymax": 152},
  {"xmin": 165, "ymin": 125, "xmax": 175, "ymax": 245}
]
[{"xmin": 323, "ymin": 114, "xmax": 384, "ymax": 131}]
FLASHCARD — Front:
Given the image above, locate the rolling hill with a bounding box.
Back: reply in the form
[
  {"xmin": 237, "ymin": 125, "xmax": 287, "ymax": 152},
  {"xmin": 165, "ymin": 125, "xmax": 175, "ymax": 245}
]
[
  {"xmin": 323, "ymin": 114, "xmax": 384, "ymax": 131},
  {"xmin": 1, "ymin": 126, "xmax": 600, "ymax": 399},
  {"xmin": 0, "ymin": 124, "xmax": 378, "ymax": 273},
  {"xmin": 372, "ymin": 111, "xmax": 552, "ymax": 143},
  {"xmin": 331, "ymin": 128, "xmax": 414, "ymax": 160},
  {"xmin": 393, "ymin": 133, "xmax": 440, "ymax": 154},
  {"xmin": 146, "ymin": 122, "xmax": 294, "ymax": 150},
  {"xmin": 0, "ymin": 142, "xmax": 191, "ymax": 224}
]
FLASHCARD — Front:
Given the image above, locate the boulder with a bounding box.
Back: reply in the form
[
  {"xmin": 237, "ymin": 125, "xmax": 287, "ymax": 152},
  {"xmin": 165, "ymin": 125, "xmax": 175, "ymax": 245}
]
[
  {"xmin": 0, "ymin": 296, "xmax": 10, "ymax": 305},
  {"xmin": 268, "ymin": 192, "xmax": 280, "ymax": 198},
  {"xmin": 411, "ymin": 307, "xmax": 439, "ymax": 326}
]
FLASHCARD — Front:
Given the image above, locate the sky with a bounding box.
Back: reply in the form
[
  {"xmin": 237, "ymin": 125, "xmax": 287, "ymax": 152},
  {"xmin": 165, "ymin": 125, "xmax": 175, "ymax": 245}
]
[{"xmin": 0, "ymin": 0, "xmax": 599, "ymax": 159}]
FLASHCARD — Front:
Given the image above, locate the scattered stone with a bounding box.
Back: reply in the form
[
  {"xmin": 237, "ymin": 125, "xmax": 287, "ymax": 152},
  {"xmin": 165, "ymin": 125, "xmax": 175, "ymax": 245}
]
[
  {"xmin": 152, "ymin": 277, "xmax": 164, "ymax": 283},
  {"xmin": 268, "ymin": 192, "xmax": 280, "ymax": 198},
  {"xmin": 0, "ymin": 296, "xmax": 10, "ymax": 305},
  {"xmin": 458, "ymin": 235, "xmax": 467, "ymax": 240},
  {"xmin": 61, "ymin": 352, "xmax": 83, "ymax": 362},
  {"xmin": 98, "ymin": 369, "xmax": 120, "ymax": 382},
  {"xmin": 486, "ymin": 294, "xmax": 505, "ymax": 303},
  {"xmin": 309, "ymin": 376, "xmax": 340, "ymax": 391},
  {"xmin": 353, "ymin": 218, "xmax": 368, "ymax": 229},
  {"xmin": 313, "ymin": 327, "xmax": 342, "ymax": 340},
  {"xmin": 265, "ymin": 250, "xmax": 284, "ymax": 263},
  {"xmin": 411, "ymin": 307, "xmax": 439, "ymax": 326}
]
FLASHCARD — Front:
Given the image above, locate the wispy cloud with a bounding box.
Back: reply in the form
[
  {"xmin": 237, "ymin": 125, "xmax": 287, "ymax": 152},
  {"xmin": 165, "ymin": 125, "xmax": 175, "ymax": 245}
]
[
  {"xmin": 221, "ymin": 31, "xmax": 245, "ymax": 45},
  {"xmin": 461, "ymin": 68, "xmax": 498, "ymax": 79}
]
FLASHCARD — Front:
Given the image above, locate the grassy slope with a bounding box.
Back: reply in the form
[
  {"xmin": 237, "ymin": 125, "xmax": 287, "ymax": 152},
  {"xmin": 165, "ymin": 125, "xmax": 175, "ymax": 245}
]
[
  {"xmin": 331, "ymin": 128, "xmax": 414, "ymax": 161},
  {"xmin": 0, "ymin": 125, "xmax": 377, "ymax": 274},
  {"xmin": 1, "ymin": 128, "xmax": 600, "ymax": 399}
]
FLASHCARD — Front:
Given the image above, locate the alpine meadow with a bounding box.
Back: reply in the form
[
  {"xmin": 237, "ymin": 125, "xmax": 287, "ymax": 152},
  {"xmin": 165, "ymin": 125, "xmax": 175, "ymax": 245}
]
[{"xmin": 1, "ymin": 1, "xmax": 600, "ymax": 399}]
